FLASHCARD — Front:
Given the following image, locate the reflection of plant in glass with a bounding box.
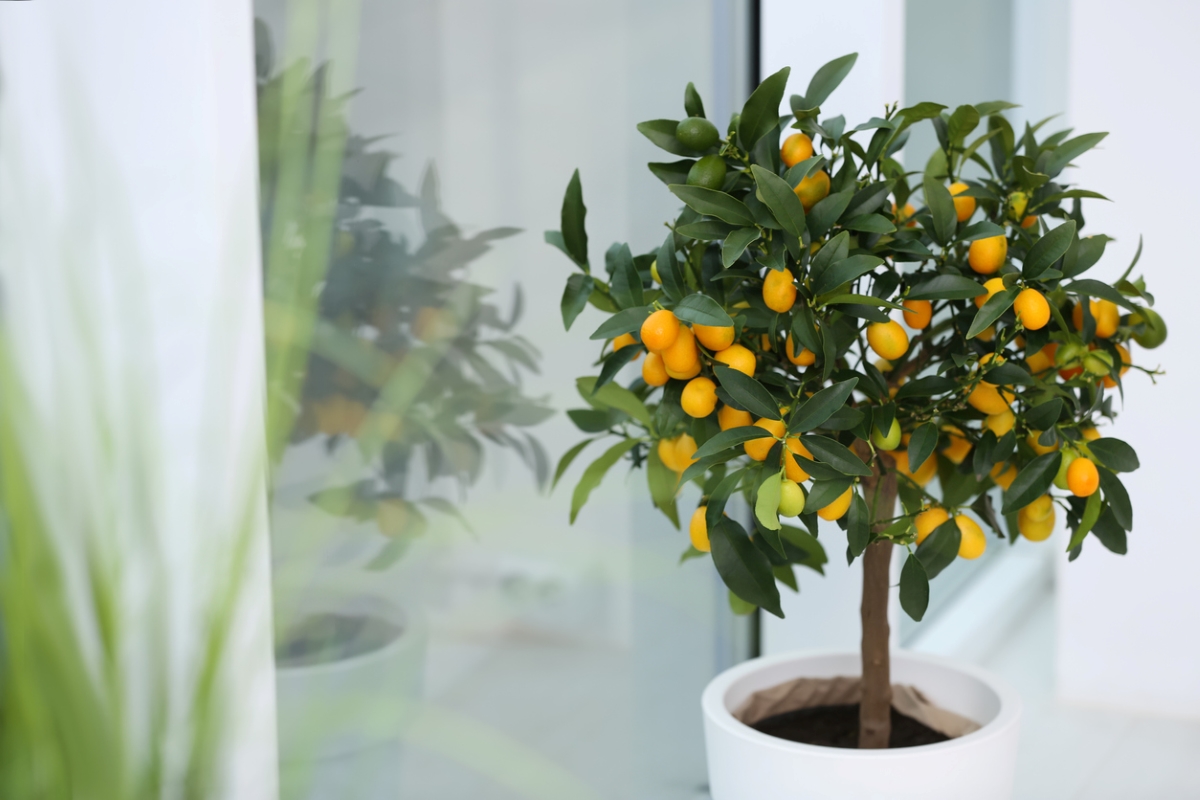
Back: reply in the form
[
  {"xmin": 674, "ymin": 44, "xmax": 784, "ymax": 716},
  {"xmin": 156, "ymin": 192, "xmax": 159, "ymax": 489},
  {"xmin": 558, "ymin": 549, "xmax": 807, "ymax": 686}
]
[
  {"xmin": 550, "ymin": 54, "xmax": 1165, "ymax": 747},
  {"xmin": 256, "ymin": 22, "xmax": 551, "ymax": 568}
]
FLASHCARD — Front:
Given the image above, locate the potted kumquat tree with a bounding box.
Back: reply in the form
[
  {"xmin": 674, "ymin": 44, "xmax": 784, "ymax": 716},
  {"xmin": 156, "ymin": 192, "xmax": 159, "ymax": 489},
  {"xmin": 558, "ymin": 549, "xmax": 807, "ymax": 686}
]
[{"xmin": 548, "ymin": 53, "xmax": 1164, "ymax": 799}]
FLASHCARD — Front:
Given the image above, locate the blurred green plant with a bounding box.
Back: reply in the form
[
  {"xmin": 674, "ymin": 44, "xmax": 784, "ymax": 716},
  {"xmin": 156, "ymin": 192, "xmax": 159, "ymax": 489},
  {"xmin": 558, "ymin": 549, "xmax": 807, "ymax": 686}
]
[
  {"xmin": 256, "ymin": 19, "xmax": 552, "ymax": 570},
  {"xmin": 550, "ymin": 53, "xmax": 1165, "ymax": 747}
]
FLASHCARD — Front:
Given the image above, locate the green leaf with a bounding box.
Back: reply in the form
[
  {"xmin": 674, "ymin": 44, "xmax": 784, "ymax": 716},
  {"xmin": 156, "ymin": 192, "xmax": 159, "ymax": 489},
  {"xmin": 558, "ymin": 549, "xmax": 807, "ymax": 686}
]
[
  {"xmin": 693, "ymin": 425, "xmax": 767, "ymax": 460},
  {"xmin": 1097, "ymin": 468, "xmax": 1132, "ymax": 530},
  {"xmin": 309, "ymin": 481, "xmax": 375, "ymax": 520},
  {"xmin": 647, "ymin": 446, "xmax": 681, "ymax": 528},
  {"xmin": 1045, "ymin": 132, "xmax": 1108, "ymax": 178},
  {"xmin": 800, "ymin": 435, "xmax": 872, "ymax": 476},
  {"xmin": 984, "ymin": 362, "xmax": 1034, "ymax": 386},
  {"xmin": 710, "ymin": 518, "xmax": 784, "ymax": 617},
  {"xmin": 713, "ymin": 365, "xmax": 781, "ymax": 420},
  {"xmin": 1088, "ymin": 438, "xmax": 1139, "ymax": 473},
  {"xmin": 750, "ymin": 165, "xmax": 806, "ymax": 238},
  {"xmin": 804, "ymin": 53, "xmax": 857, "ymax": 107},
  {"xmin": 842, "ymin": 213, "xmax": 896, "ymax": 234},
  {"xmin": 1065, "ymin": 279, "xmax": 1140, "ymax": 313},
  {"xmin": 916, "ymin": 518, "xmax": 961, "ymax": 579},
  {"xmin": 1025, "ymin": 398, "xmax": 1063, "ymax": 431},
  {"xmin": 560, "ymin": 171, "xmax": 590, "ymax": 268},
  {"xmin": 968, "ymin": 287, "xmax": 1018, "ymax": 339},
  {"xmin": 721, "ymin": 227, "xmax": 762, "ymax": 268},
  {"xmin": 1023, "ymin": 220, "xmax": 1076, "ymax": 279},
  {"xmin": 755, "ymin": 471, "xmax": 784, "ymax": 532},
  {"xmin": 1091, "ymin": 507, "xmax": 1128, "ymax": 555},
  {"xmin": 1001, "ymin": 452, "xmax": 1062, "ymax": 514},
  {"xmin": 974, "ymin": 100, "xmax": 1019, "ymax": 116},
  {"xmin": 593, "ymin": 342, "xmax": 642, "ymax": 392},
  {"xmin": 648, "ymin": 159, "xmax": 695, "ymax": 186},
  {"xmin": 922, "ymin": 174, "xmax": 957, "ymax": 244},
  {"xmin": 900, "ymin": 554, "xmax": 930, "ymax": 621},
  {"xmin": 684, "ymin": 82, "xmax": 705, "ymax": 118},
  {"xmin": 637, "ymin": 119, "xmax": 702, "ymax": 157},
  {"xmin": 822, "ymin": 294, "xmax": 906, "ymax": 311},
  {"xmin": 676, "ymin": 219, "xmax": 736, "ymax": 240},
  {"xmin": 552, "ymin": 438, "xmax": 597, "ymax": 490},
  {"xmin": 811, "ymin": 230, "xmax": 850, "ymax": 275},
  {"xmin": 739, "ymin": 66, "xmax": 791, "ymax": 150},
  {"xmin": 589, "ymin": 305, "xmax": 651, "ymax": 340},
  {"xmin": 570, "ymin": 438, "xmax": 639, "ymax": 522},
  {"xmin": 1062, "ymin": 235, "xmax": 1112, "ymax": 278},
  {"xmin": 773, "ymin": 563, "xmax": 798, "ymax": 591},
  {"xmin": 561, "ymin": 273, "xmax": 594, "ymax": 330},
  {"xmin": 907, "ymin": 274, "xmax": 986, "ymax": 301},
  {"xmin": 668, "ymin": 184, "xmax": 756, "ymax": 227},
  {"xmin": 811, "ymin": 254, "xmax": 884, "ymax": 296},
  {"xmin": 780, "ymin": 524, "xmax": 828, "ymax": 572},
  {"xmin": 958, "ymin": 219, "xmax": 1007, "ymax": 241},
  {"xmin": 847, "ymin": 491, "xmax": 870, "ymax": 558},
  {"xmin": 908, "ymin": 423, "xmax": 938, "ymax": 472},
  {"xmin": 806, "ymin": 189, "xmax": 853, "ymax": 238},
  {"xmin": 728, "ymin": 590, "xmax": 757, "ymax": 615},
  {"xmin": 947, "ymin": 104, "xmax": 980, "ymax": 144},
  {"xmin": 894, "ymin": 375, "xmax": 957, "ymax": 400},
  {"xmin": 607, "ymin": 243, "xmax": 642, "ymax": 309},
  {"xmin": 788, "ymin": 378, "xmax": 858, "ymax": 433},
  {"xmin": 673, "ymin": 293, "xmax": 735, "ymax": 327},
  {"xmin": 577, "ymin": 377, "xmax": 653, "ymax": 427},
  {"xmin": 1067, "ymin": 491, "xmax": 1103, "ymax": 551},
  {"xmin": 805, "ymin": 477, "xmax": 854, "ymax": 511}
]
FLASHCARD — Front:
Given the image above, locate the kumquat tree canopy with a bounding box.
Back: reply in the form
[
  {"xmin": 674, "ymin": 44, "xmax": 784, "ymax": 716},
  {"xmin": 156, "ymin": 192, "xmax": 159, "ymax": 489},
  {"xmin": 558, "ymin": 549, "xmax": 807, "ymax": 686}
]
[{"xmin": 547, "ymin": 53, "xmax": 1165, "ymax": 623}]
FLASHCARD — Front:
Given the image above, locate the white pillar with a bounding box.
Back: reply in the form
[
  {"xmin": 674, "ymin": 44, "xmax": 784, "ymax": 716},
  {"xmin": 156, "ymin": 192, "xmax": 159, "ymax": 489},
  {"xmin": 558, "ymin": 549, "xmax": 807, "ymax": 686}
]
[
  {"xmin": 1056, "ymin": 0, "xmax": 1200, "ymax": 717},
  {"xmin": 0, "ymin": 0, "xmax": 278, "ymax": 795}
]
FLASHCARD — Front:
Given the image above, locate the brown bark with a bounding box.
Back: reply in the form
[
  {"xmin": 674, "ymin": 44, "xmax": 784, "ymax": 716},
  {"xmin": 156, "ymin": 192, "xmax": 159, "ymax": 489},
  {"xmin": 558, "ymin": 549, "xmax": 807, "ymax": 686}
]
[{"xmin": 856, "ymin": 448, "xmax": 899, "ymax": 749}]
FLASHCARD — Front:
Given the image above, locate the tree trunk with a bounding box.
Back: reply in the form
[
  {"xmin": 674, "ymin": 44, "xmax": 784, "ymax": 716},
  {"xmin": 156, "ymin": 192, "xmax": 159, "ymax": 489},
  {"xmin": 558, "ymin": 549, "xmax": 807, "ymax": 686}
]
[{"xmin": 857, "ymin": 451, "xmax": 898, "ymax": 749}]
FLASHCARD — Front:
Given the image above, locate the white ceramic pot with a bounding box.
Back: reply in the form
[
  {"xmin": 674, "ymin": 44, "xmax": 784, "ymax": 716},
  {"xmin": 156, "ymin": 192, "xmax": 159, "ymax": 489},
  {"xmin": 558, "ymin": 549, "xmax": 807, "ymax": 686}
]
[
  {"xmin": 275, "ymin": 594, "xmax": 425, "ymax": 800},
  {"xmin": 702, "ymin": 649, "xmax": 1021, "ymax": 800}
]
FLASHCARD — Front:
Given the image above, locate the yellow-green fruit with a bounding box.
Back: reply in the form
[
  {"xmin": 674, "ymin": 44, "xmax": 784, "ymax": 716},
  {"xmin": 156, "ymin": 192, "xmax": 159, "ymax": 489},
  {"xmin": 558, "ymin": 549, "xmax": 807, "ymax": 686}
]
[
  {"xmin": 687, "ymin": 154, "xmax": 727, "ymax": 190},
  {"xmin": 872, "ymin": 418, "xmax": 902, "ymax": 451},
  {"xmin": 1054, "ymin": 449, "xmax": 1078, "ymax": 490},
  {"xmin": 1130, "ymin": 307, "xmax": 1168, "ymax": 349},
  {"xmin": 1008, "ymin": 191, "xmax": 1029, "ymax": 221},
  {"xmin": 650, "ymin": 259, "xmax": 661, "ymax": 284},
  {"xmin": 676, "ymin": 117, "xmax": 719, "ymax": 150},
  {"xmin": 778, "ymin": 479, "xmax": 806, "ymax": 517}
]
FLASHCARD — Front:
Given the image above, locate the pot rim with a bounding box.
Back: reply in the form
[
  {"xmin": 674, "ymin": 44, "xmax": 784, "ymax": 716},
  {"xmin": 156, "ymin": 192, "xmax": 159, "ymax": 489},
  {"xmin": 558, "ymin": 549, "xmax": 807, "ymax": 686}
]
[
  {"xmin": 274, "ymin": 597, "xmax": 424, "ymax": 678},
  {"xmin": 702, "ymin": 648, "xmax": 1021, "ymax": 759}
]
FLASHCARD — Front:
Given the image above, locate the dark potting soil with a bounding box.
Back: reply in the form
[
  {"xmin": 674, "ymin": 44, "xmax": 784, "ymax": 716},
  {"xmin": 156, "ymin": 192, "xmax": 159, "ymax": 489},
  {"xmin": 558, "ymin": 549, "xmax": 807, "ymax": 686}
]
[
  {"xmin": 751, "ymin": 703, "xmax": 950, "ymax": 749},
  {"xmin": 275, "ymin": 613, "xmax": 402, "ymax": 668}
]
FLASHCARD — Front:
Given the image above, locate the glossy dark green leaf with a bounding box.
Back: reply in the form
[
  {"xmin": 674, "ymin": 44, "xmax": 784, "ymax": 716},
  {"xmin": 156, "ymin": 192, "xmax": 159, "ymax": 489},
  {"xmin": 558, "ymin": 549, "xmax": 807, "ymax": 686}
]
[
  {"xmin": 1045, "ymin": 132, "xmax": 1108, "ymax": 178},
  {"xmin": 1065, "ymin": 279, "xmax": 1140, "ymax": 312},
  {"xmin": 570, "ymin": 438, "xmax": 639, "ymax": 522},
  {"xmin": 684, "ymin": 81, "xmax": 705, "ymax": 118},
  {"xmin": 946, "ymin": 104, "xmax": 980, "ymax": 144},
  {"xmin": 842, "ymin": 213, "xmax": 896, "ymax": 234},
  {"xmin": 907, "ymin": 274, "xmax": 987, "ymax": 301},
  {"xmin": 648, "ymin": 159, "xmax": 695, "ymax": 186},
  {"xmin": 899, "ymin": 554, "xmax": 930, "ymax": 621},
  {"xmin": 811, "ymin": 254, "xmax": 885, "ymax": 296},
  {"xmin": 1088, "ymin": 438, "xmax": 1139, "ymax": 473},
  {"xmin": 1023, "ymin": 220, "xmax": 1076, "ymax": 279},
  {"xmin": 804, "ymin": 53, "xmax": 857, "ymax": 107},
  {"xmin": 561, "ymin": 273, "xmax": 594, "ymax": 330},
  {"xmin": 1001, "ymin": 452, "xmax": 1062, "ymax": 514},
  {"xmin": 907, "ymin": 423, "xmax": 938, "ymax": 472},
  {"xmin": 722, "ymin": 227, "xmax": 761, "ymax": 267},
  {"xmin": 805, "ymin": 477, "xmax": 854, "ymax": 511},
  {"xmin": 677, "ymin": 220, "xmax": 735, "ymax": 241},
  {"xmin": 984, "ymin": 362, "xmax": 1034, "ymax": 386},
  {"xmin": 847, "ymin": 491, "xmax": 870, "ymax": 558},
  {"xmin": 1063, "ymin": 234, "xmax": 1112, "ymax": 278},
  {"xmin": 922, "ymin": 174, "xmax": 957, "ymax": 244},
  {"xmin": 637, "ymin": 119, "xmax": 702, "ymax": 157},
  {"xmin": 1025, "ymin": 398, "xmax": 1063, "ymax": 431},
  {"xmin": 916, "ymin": 518, "xmax": 961, "ymax": 579},
  {"xmin": 566, "ymin": 409, "xmax": 615, "ymax": 434},
  {"xmin": 739, "ymin": 66, "xmax": 791, "ymax": 150},
  {"xmin": 692, "ymin": 425, "xmax": 763, "ymax": 460},
  {"xmin": 561, "ymin": 169, "xmax": 589, "ymax": 267},
  {"xmin": 713, "ymin": 365, "xmax": 781, "ymax": 420},
  {"xmin": 668, "ymin": 184, "xmax": 756, "ymax": 227},
  {"xmin": 811, "ymin": 230, "xmax": 850, "ymax": 276},
  {"xmin": 780, "ymin": 524, "xmax": 828, "ymax": 573},
  {"xmin": 968, "ymin": 287, "xmax": 1019, "ymax": 339},
  {"xmin": 607, "ymin": 243, "xmax": 642, "ymax": 309},
  {"xmin": 788, "ymin": 378, "xmax": 858, "ymax": 433},
  {"xmin": 1097, "ymin": 467, "xmax": 1132, "ymax": 530},
  {"xmin": 958, "ymin": 220, "xmax": 1006, "ymax": 241},
  {"xmin": 801, "ymin": 434, "xmax": 872, "ymax": 476},
  {"xmin": 750, "ymin": 165, "xmax": 806, "ymax": 239},
  {"xmin": 592, "ymin": 342, "xmax": 642, "ymax": 392},
  {"xmin": 806, "ymin": 189, "xmax": 854, "ymax": 238},
  {"xmin": 657, "ymin": 232, "xmax": 685, "ymax": 301},
  {"xmin": 589, "ymin": 305, "xmax": 651, "ymax": 340},
  {"xmin": 894, "ymin": 375, "xmax": 957, "ymax": 400},
  {"xmin": 673, "ymin": 293, "xmax": 735, "ymax": 328},
  {"xmin": 710, "ymin": 518, "xmax": 784, "ymax": 617},
  {"xmin": 822, "ymin": 293, "xmax": 906, "ymax": 311},
  {"xmin": 1067, "ymin": 491, "xmax": 1103, "ymax": 551},
  {"xmin": 1091, "ymin": 507, "xmax": 1128, "ymax": 554}
]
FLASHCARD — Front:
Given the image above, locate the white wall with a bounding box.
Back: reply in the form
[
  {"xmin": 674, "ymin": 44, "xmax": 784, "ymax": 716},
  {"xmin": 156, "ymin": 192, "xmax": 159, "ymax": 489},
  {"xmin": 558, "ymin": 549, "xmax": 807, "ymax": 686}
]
[
  {"xmin": 1056, "ymin": 0, "xmax": 1200, "ymax": 717},
  {"xmin": 0, "ymin": 0, "xmax": 278, "ymax": 795},
  {"xmin": 760, "ymin": 0, "xmax": 906, "ymax": 655}
]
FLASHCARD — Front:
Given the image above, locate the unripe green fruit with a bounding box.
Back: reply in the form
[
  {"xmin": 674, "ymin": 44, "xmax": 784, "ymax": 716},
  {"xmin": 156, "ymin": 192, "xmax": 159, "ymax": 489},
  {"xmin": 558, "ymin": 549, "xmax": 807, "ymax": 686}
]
[
  {"xmin": 676, "ymin": 117, "xmax": 719, "ymax": 150},
  {"xmin": 1130, "ymin": 307, "xmax": 1168, "ymax": 349},
  {"xmin": 1056, "ymin": 341, "xmax": 1086, "ymax": 366},
  {"xmin": 687, "ymin": 154, "xmax": 727, "ymax": 190},
  {"xmin": 872, "ymin": 418, "xmax": 902, "ymax": 451},
  {"xmin": 1054, "ymin": 449, "xmax": 1078, "ymax": 490},
  {"xmin": 777, "ymin": 479, "xmax": 806, "ymax": 517},
  {"xmin": 1008, "ymin": 191, "xmax": 1029, "ymax": 220}
]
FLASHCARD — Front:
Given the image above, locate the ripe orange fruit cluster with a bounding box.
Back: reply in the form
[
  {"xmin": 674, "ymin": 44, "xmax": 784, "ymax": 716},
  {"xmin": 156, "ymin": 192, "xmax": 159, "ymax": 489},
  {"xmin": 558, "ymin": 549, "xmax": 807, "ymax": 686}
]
[{"xmin": 657, "ymin": 433, "xmax": 698, "ymax": 474}]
